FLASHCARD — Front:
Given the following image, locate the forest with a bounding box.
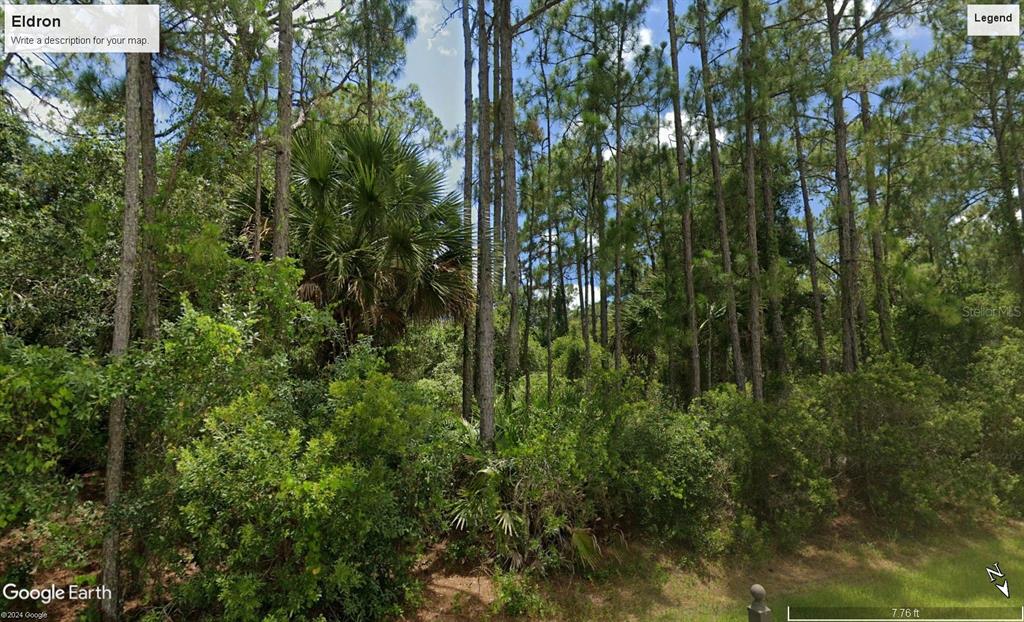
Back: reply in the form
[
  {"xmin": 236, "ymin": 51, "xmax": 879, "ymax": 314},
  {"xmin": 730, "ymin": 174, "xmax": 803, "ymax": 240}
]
[{"xmin": 1, "ymin": 0, "xmax": 1023, "ymax": 620}]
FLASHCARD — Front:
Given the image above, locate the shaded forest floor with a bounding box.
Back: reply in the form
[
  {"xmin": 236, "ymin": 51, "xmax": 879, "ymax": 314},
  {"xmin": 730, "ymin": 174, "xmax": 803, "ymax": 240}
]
[
  {"xmin": 5, "ymin": 512, "xmax": 1020, "ymax": 621},
  {"xmin": 408, "ymin": 516, "xmax": 1024, "ymax": 621}
]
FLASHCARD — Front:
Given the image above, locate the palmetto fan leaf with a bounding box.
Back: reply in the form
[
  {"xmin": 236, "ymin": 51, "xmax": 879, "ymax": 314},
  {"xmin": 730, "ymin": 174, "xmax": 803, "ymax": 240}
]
[{"xmin": 290, "ymin": 124, "xmax": 473, "ymax": 340}]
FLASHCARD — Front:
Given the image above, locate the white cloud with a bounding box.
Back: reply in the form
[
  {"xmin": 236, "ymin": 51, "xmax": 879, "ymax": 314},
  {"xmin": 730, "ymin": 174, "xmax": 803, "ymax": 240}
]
[
  {"xmin": 657, "ymin": 110, "xmax": 726, "ymax": 150},
  {"xmin": 622, "ymin": 26, "xmax": 653, "ymax": 65},
  {"xmin": 638, "ymin": 26, "xmax": 653, "ymax": 48},
  {"xmin": 410, "ymin": 0, "xmax": 457, "ymax": 52},
  {"xmin": 7, "ymin": 83, "xmax": 76, "ymax": 144},
  {"xmin": 299, "ymin": 0, "xmax": 342, "ymax": 22},
  {"xmin": 832, "ymin": 0, "xmax": 875, "ymax": 17}
]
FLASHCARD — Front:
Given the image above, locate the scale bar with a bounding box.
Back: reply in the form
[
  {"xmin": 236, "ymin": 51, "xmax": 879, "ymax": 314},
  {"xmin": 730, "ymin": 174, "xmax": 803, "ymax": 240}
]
[{"xmin": 787, "ymin": 605, "xmax": 1024, "ymax": 622}]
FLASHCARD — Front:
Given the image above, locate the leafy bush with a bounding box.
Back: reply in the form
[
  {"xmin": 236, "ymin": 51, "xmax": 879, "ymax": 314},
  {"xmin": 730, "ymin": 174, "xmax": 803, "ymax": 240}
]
[
  {"xmin": 609, "ymin": 399, "xmax": 732, "ymax": 554},
  {"xmin": 450, "ymin": 369, "xmax": 729, "ymax": 568},
  {"xmin": 0, "ymin": 338, "xmax": 105, "ymax": 528},
  {"xmin": 816, "ymin": 358, "xmax": 984, "ymax": 526},
  {"xmin": 692, "ymin": 384, "xmax": 836, "ymax": 550},
  {"xmin": 967, "ymin": 330, "xmax": 1024, "ymax": 514},
  {"xmin": 172, "ymin": 349, "xmax": 452, "ymax": 620},
  {"xmin": 491, "ymin": 570, "xmax": 549, "ymax": 617}
]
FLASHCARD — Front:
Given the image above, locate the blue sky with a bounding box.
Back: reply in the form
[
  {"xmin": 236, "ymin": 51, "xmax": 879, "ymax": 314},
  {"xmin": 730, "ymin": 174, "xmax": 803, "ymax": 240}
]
[
  {"xmin": 396, "ymin": 0, "xmax": 934, "ymax": 191},
  {"xmin": 4, "ymin": 0, "xmax": 933, "ymax": 174}
]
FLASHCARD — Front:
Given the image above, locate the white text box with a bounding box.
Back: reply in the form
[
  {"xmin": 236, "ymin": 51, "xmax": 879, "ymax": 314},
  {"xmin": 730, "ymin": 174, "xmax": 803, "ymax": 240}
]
[
  {"xmin": 967, "ymin": 4, "xmax": 1020, "ymax": 36},
  {"xmin": 4, "ymin": 5, "xmax": 160, "ymax": 54}
]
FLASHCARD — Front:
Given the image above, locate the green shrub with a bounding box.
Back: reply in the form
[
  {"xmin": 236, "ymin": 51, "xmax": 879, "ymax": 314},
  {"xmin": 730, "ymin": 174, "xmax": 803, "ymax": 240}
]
[
  {"xmin": 967, "ymin": 330, "xmax": 1024, "ymax": 514},
  {"xmin": 0, "ymin": 338, "xmax": 105, "ymax": 528},
  {"xmin": 816, "ymin": 358, "xmax": 984, "ymax": 526},
  {"xmin": 609, "ymin": 400, "xmax": 732, "ymax": 554},
  {"xmin": 172, "ymin": 352, "xmax": 451, "ymax": 620},
  {"xmin": 693, "ymin": 384, "xmax": 836, "ymax": 549},
  {"xmin": 492, "ymin": 569, "xmax": 549, "ymax": 617}
]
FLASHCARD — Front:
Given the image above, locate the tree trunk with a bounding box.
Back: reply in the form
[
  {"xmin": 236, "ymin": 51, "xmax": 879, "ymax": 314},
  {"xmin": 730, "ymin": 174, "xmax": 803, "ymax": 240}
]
[
  {"xmin": 666, "ymin": 0, "xmax": 701, "ymax": 396},
  {"xmin": 140, "ymin": 52, "xmax": 159, "ymax": 342},
  {"xmin": 596, "ymin": 152, "xmax": 608, "ymax": 350},
  {"xmin": 541, "ymin": 28, "xmax": 554, "ymax": 404},
  {"xmin": 272, "ymin": 0, "xmax": 293, "ymax": 259},
  {"xmin": 611, "ymin": 3, "xmax": 627, "ymax": 371},
  {"xmin": 522, "ymin": 164, "xmax": 537, "ymax": 409},
  {"xmin": 364, "ymin": 0, "xmax": 374, "ymax": 126},
  {"xmin": 253, "ymin": 135, "xmax": 263, "ymax": 259},
  {"xmin": 462, "ymin": 0, "xmax": 475, "ymax": 421},
  {"xmin": 610, "ymin": 106, "xmax": 618, "ymax": 368},
  {"xmin": 492, "ymin": 38, "xmax": 504, "ymax": 293},
  {"xmin": 101, "ymin": 51, "xmax": 143, "ymax": 622},
  {"xmin": 698, "ymin": 0, "xmax": 746, "ymax": 391},
  {"xmin": 826, "ymin": 0, "xmax": 860, "ymax": 373},
  {"xmin": 500, "ymin": 0, "xmax": 520, "ymax": 388},
  {"xmin": 556, "ymin": 218, "xmax": 569, "ymax": 333},
  {"xmin": 758, "ymin": 118, "xmax": 788, "ymax": 376},
  {"xmin": 740, "ymin": 0, "xmax": 764, "ymax": 400},
  {"xmin": 575, "ymin": 224, "xmax": 592, "ymax": 368},
  {"xmin": 477, "ymin": 0, "xmax": 496, "ymax": 447},
  {"xmin": 790, "ymin": 93, "xmax": 829, "ymax": 373},
  {"xmin": 854, "ymin": 0, "xmax": 892, "ymax": 353}
]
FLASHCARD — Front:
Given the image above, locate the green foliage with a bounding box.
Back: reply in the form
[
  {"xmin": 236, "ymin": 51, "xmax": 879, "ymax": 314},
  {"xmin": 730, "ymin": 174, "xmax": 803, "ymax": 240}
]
[
  {"xmin": 693, "ymin": 384, "xmax": 836, "ymax": 549},
  {"xmin": 289, "ymin": 125, "xmax": 473, "ymax": 340},
  {"xmin": 491, "ymin": 570, "xmax": 549, "ymax": 617},
  {"xmin": 171, "ymin": 348, "xmax": 453, "ymax": 620},
  {"xmin": 0, "ymin": 338, "xmax": 106, "ymax": 528},
  {"xmin": 609, "ymin": 398, "xmax": 733, "ymax": 554},
  {"xmin": 451, "ymin": 370, "xmax": 726, "ymax": 569},
  {"xmin": 0, "ymin": 133, "xmax": 122, "ymax": 352},
  {"xmin": 816, "ymin": 358, "xmax": 985, "ymax": 526},
  {"xmin": 967, "ymin": 330, "xmax": 1024, "ymax": 514},
  {"xmin": 386, "ymin": 320, "xmax": 464, "ymax": 413}
]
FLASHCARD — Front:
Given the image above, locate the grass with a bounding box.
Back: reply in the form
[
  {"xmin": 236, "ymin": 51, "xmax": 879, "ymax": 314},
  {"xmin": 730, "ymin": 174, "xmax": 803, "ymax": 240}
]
[{"xmin": 538, "ymin": 517, "xmax": 1024, "ymax": 621}]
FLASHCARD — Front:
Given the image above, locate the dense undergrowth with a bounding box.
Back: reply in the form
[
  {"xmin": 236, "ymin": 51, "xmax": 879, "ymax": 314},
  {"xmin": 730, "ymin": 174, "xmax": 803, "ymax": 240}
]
[{"xmin": 2, "ymin": 258, "xmax": 1022, "ymax": 620}]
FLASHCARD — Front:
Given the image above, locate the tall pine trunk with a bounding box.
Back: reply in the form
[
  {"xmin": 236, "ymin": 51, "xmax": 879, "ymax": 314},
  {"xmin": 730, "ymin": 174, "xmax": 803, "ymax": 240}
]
[
  {"xmin": 363, "ymin": 0, "xmax": 374, "ymax": 126},
  {"xmin": 758, "ymin": 118, "xmax": 788, "ymax": 375},
  {"xmin": 666, "ymin": 0, "xmax": 701, "ymax": 396},
  {"xmin": 790, "ymin": 94, "xmax": 829, "ymax": 373},
  {"xmin": 541, "ymin": 29, "xmax": 555, "ymax": 404},
  {"xmin": 698, "ymin": 0, "xmax": 746, "ymax": 390},
  {"xmin": 101, "ymin": 51, "xmax": 143, "ymax": 622},
  {"xmin": 477, "ymin": 0, "xmax": 496, "ymax": 447},
  {"xmin": 611, "ymin": 2, "xmax": 627, "ymax": 371},
  {"xmin": 253, "ymin": 133, "xmax": 263, "ymax": 259},
  {"xmin": 140, "ymin": 52, "xmax": 159, "ymax": 341},
  {"xmin": 272, "ymin": 0, "xmax": 293, "ymax": 259},
  {"xmin": 493, "ymin": 39, "xmax": 504, "ymax": 292},
  {"xmin": 826, "ymin": 0, "xmax": 860, "ymax": 372},
  {"xmin": 500, "ymin": 0, "xmax": 520, "ymax": 390},
  {"xmin": 522, "ymin": 164, "xmax": 537, "ymax": 409},
  {"xmin": 740, "ymin": 0, "xmax": 764, "ymax": 400},
  {"xmin": 575, "ymin": 225, "xmax": 591, "ymax": 366},
  {"xmin": 462, "ymin": 0, "xmax": 475, "ymax": 421},
  {"xmin": 596, "ymin": 151, "xmax": 608, "ymax": 349},
  {"xmin": 854, "ymin": 0, "xmax": 892, "ymax": 353}
]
